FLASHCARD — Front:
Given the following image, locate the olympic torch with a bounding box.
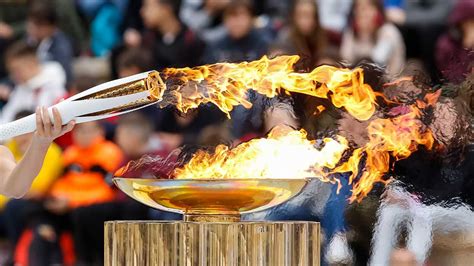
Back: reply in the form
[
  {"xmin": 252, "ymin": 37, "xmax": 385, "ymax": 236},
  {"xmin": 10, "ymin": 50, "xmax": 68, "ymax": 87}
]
[{"xmin": 0, "ymin": 71, "xmax": 164, "ymax": 141}]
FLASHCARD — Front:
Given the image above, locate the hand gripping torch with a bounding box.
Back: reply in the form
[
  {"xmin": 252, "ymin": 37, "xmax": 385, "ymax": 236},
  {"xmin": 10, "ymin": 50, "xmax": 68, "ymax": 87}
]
[{"xmin": 0, "ymin": 71, "xmax": 165, "ymax": 141}]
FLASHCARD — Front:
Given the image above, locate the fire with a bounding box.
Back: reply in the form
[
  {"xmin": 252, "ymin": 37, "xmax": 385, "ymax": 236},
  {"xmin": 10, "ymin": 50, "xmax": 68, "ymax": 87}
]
[
  {"xmin": 174, "ymin": 106, "xmax": 434, "ymax": 201},
  {"xmin": 150, "ymin": 56, "xmax": 437, "ymax": 201},
  {"xmin": 160, "ymin": 55, "xmax": 377, "ymax": 120},
  {"xmin": 332, "ymin": 105, "xmax": 435, "ymax": 201},
  {"xmin": 174, "ymin": 126, "xmax": 349, "ymax": 181}
]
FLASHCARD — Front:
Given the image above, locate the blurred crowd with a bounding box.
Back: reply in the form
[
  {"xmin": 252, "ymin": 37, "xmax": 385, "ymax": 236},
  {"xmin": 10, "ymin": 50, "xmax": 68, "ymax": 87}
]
[{"xmin": 0, "ymin": 0, "xmax": 472, "ymax": 265}]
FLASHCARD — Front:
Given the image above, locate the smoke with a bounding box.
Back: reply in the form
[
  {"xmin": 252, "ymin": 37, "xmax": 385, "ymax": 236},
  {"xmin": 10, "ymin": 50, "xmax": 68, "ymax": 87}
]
[{"xmin": 115, "ymin": 151, "xmax": 181, "ymax": 179}]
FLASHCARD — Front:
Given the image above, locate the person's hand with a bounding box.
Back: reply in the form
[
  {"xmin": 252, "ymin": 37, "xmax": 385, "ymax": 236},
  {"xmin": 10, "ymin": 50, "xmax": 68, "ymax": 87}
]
[
  {"xmin": 0, "ymin": 22, "xmax": 13, "ymax": 38},
  {"xmin": 33, "ymin": 107, "xmax": 75, "ymax": 146},
  {"xmin": 0, "ymin": 84, "xmax": 11, "ymax": 101},
  {"xmin": 45, "ymin": 196, "xmax": 70, "ymax": 214},
  {"xmin": 124, "ymin": 28, "xmax": 142, "ymax": 47},
  {"xmin": 386, "ymin": 8, "xmax": 406, "ymax": 25}
]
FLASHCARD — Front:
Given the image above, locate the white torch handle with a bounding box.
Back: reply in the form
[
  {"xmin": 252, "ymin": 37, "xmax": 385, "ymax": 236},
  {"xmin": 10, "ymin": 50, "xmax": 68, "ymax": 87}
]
[
  {"xmin": 0, "ymin": 114, "xmax": 37, "ymax": 141},
  {"xmin": 0, "ymin": 90, "xmax": 153, "ymax": 142}
]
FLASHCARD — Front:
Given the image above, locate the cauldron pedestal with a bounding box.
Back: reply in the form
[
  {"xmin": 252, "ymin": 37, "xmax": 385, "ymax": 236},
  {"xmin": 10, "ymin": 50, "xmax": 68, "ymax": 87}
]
[{"xmin": 104, "ymin": 220, "xmax": 320, "ymax": 266}]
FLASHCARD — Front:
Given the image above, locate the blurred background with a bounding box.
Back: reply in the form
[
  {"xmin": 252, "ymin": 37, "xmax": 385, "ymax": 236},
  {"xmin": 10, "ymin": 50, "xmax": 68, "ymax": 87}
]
[{"xmin": 0, "ymin": 0, "xmax": 472, "ymax": 265}]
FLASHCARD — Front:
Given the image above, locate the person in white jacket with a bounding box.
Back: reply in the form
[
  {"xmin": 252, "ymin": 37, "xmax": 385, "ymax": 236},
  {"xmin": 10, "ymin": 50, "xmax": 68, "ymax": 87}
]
[{"xmin": 0, "ymin": 41, "xmax": 66, "ymax": 123}]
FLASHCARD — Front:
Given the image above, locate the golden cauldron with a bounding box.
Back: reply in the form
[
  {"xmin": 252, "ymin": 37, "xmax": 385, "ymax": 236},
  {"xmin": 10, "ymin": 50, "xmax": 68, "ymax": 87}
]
[
  {"xmin": 105, "ymin": 178, "xmax": 321, "ymax": 266},
  {"xmin": 113, "ymin": 178, "xmax": 309, "ymax": 222}
]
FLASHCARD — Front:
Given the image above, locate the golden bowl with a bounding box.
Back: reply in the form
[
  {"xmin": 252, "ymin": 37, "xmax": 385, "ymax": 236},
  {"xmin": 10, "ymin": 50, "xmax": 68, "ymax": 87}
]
[{"xmin": 113, "ymin": 178, "xmax": 310, "ymax": 222}]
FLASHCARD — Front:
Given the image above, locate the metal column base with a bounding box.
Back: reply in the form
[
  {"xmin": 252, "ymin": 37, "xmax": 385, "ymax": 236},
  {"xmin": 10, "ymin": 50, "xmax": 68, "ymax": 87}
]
[{"xmin": 104, "ymin": 221, "xmax": 320, "ymax": 266}]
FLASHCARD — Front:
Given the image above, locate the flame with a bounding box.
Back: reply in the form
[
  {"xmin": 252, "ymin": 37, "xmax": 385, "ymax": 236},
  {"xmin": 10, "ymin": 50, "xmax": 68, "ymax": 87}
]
[
  {"xmin": 332, "ymin": 106, "xmax": 434, "ymax": 201},
  {"xmin": 160, "ymin": 55, "xmax": 376, "ymax": 120},
  {"xmin": 154, "ymin": 56, "xmax": 437, "ymax": 201},
  {"xmin": 173, "ymin": 105, "xmax": 435, "ymax": 202},
  {"xmin": 174, "ymin": 126, "xmax": 349, "ymax": 181}
]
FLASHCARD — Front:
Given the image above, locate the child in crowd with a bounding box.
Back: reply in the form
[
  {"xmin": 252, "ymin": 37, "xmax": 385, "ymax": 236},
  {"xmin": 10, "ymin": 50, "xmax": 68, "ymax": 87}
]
[
  {"xmin": 27, "ymin": 0, "xmax": 74, "ymax": 86},
  {"xmin": 340, "ymin": 0, "xmax": 405, "ymax": 76},
  {"xmin": 140, "ymin": 0, "xmax": 205, "ymax": 69},
  {"xmin": 72, "ymin": 113, "xmax": 167, "ymax": 265},
  {"xmin": 0, "ymin": 42, "xmax": 66, "ymax": 123},
  {"xmin": 204, "ymin": 0, "xmax": 269, "ymax": 63},
  {"xmin": 276, "ymin": 0, "xmax": 327, "ymax": 69},
  {"xmin": 180, "ymin": 0, "xmax": 229, "ymax": 43},
  {"xmin": 115, "ymin": 112, "xmax": 162, "ymax": 160},
  {"xmin": 21, "ymin": 121, "xmax": 122, "ymax": 265}
]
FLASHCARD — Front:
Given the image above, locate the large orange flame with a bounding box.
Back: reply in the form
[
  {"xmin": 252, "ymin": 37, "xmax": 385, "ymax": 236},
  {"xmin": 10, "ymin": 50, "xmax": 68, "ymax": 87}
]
[
  {"xmin": 174, "ymin": 105, "xmax": 435, "ymax": 201},
  {"xmin": 160, "ymin": 55, "xmax": 376, "ymax": 120},
  {"xmin": 155, "ymin": 55, "xmax": 438, "ymax": 201},
  {"xmin": 174, "ymin": 126, "xmax": 349, "ymax": 181},
  {"xmin": 332, "ymin": 105, "xmax": 435, "ymax": 201}
]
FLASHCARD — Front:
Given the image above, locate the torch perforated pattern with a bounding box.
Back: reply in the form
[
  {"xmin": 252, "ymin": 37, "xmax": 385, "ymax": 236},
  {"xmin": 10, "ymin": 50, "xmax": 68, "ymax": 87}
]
[{"xmin": 0, "ymin": 115, "xmax": 36, "ymax": 141}]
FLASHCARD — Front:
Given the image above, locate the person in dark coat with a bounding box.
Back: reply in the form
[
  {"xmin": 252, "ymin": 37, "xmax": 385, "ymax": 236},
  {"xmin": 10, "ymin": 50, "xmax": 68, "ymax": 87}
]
[
  {"xmin": 435, "ymin": 0, "xmax": 474, "ymax": 84},
  {"xmin": 26, "ymin": 1, "xmax": 74, "ymax": 87},
  {"xmin": 140, "ymin": 0, "xmax": 206, "ymax": 70},
  {"xmin": 203, "ymin": 0, "xmax": 270, "ymax": 64}
]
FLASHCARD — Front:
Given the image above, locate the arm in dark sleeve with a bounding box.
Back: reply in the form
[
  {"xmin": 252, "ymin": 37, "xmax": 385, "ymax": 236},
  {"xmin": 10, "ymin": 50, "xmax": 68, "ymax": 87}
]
[
  {"xmin": 404, "ymin": 0, "xmax": 454, "ymax": 26},
  {"xmin": 52, "ymin": 36, "xmax": 75, "ymax": 84}
]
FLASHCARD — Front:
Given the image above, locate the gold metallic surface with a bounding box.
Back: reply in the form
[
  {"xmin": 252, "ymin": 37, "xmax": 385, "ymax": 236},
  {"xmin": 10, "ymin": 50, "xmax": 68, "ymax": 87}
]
[
  {"xmin": 76, "ymin": 71, "xmax": 165, "ymax": 116},
  {"xmin": 113, "ymin": 178, "xmax": 310, "ymax": 221},
  {"xmin": 104, "ymin": 221, "xmax": 320, "ymax": 266}
]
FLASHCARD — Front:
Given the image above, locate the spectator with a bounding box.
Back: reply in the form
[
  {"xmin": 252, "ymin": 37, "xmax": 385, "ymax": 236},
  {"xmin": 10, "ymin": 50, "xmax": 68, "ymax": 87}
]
[
  {"xmin": 276, "ymin": 0, "xmax": 327, "ymax": 69},
  {"xmin": 317, "ymin": 0, "xmax": 353, "ymax": 46},
  {"xmin": 0, "ymin": 41, "xmax": 66, "ymax": 123},
  {"xmin": 23, "ymin": 121, "xmax": 123, "ymax": 265},
  {"xmin": 384, "ymin": 0, "xmax": 455, "ymax": 83},
  {"xmin": 70, "ymin": 114, "xmax": 158, "ymax": 265},
  {"xmin": 436, "ymin": 0, "xmax": 474, "ymax": 83},
  {"xmin": 140, "ymin": 0, "xmax": 205, "ymax": 69},
  {"xmin": 91, "ymin": 1, "xmax": 126, "ymax": 57},
  {"xmin": 0, "ymin": 2, "xmax": 28, "ymax": 79},
  {"xmin": 340, "ymin": 0, "xmax": 405, "ymax": 76},
  {"xmin": 115, "ymin": 113, "xmax": 162, "ymax": 160},
  {"xmin": 122, "ymin": 0, "xmax": 144, "ymax": 48},
  {"xmin": 202, "ymin": 0, "xmax": 271, "ymax": 139},
  {"xmin": 117, "ymin": 112, "xmax": 183, "ymax": 221},
  {"xmin": 204, "ymin": 0, "xmax": 270, "ymax": 63},
  {"xmin": 384, "ymin": 0, "xmax": 453, "ymax": 28},
  {"xmin": 26, "ymin": 0, "xmax": 74, "ymax": 87},
  {"xmin": 156, "ymin": 107, "xmax": 226, "ymax": 150},
  {"xmin": 180, "ymin": 0, "xmax": 229, "ymax": 43},
  {"xmin": 116, "ymin": 48, "xmax": 153, "ymax": 78}
]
